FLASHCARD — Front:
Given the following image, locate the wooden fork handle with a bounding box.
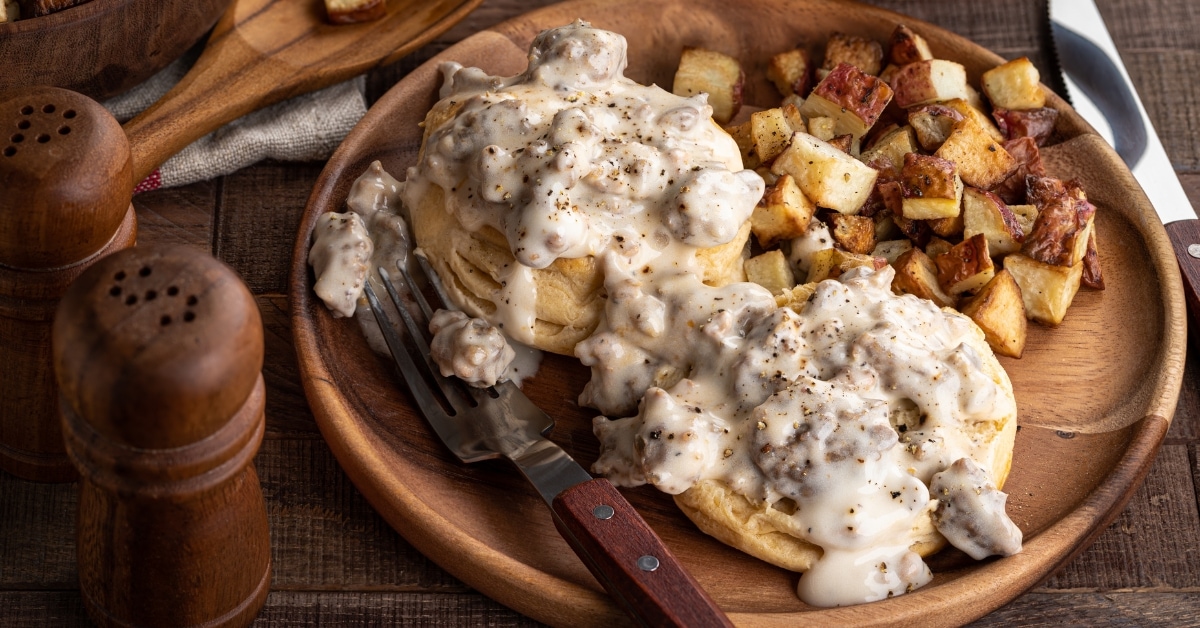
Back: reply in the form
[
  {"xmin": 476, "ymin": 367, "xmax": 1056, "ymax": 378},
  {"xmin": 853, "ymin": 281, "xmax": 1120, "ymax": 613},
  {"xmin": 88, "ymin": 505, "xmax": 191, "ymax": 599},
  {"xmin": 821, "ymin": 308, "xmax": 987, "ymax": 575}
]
[{"xmin": 552, "ymin": 478, "xmax": 734, "ymax": 628}]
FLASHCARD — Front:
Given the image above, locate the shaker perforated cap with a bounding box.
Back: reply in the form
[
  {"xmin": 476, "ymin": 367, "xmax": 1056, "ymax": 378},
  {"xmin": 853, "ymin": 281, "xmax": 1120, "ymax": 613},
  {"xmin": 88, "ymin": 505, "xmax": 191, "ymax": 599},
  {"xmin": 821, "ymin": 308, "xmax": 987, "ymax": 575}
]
[
  {"xmin": 0, "ymin": 86, "xmax": 133, "ymax": 269},
  {"xmin": 53, "ymin": 244, "xmax": 264, "ymax": 450}
]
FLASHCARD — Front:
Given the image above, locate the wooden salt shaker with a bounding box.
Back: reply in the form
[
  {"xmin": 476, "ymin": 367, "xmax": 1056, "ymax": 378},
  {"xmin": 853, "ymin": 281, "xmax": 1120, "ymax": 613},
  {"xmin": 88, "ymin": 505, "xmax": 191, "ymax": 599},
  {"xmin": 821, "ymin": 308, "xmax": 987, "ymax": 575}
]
[
  {"xmin": 54, "ymin": 244, "xmax": 272, "ymax": 627},
  {"xmin": 0, "ymin": 86, "xmax": 137, "ymax": 482}
]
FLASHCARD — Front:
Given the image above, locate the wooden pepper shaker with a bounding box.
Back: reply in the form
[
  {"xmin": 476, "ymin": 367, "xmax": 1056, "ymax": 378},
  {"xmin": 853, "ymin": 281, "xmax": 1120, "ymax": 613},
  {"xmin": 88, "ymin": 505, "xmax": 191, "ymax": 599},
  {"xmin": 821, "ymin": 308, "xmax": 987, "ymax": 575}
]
[
  {"xmin": 0, "ymin": 86, "xmax": 137, "ymax": 482},
  {"xmin": 54, "ymin": 244, "xmax": 272, "ymax": 628}
]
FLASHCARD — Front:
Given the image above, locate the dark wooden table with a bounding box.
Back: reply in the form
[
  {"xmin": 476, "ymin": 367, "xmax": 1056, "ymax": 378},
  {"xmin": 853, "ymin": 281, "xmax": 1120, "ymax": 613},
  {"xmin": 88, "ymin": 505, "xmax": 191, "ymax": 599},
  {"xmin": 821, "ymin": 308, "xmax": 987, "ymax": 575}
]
[{"xmin": 4, "ymin": 0, "xmax": 1199, "ymax": 625}]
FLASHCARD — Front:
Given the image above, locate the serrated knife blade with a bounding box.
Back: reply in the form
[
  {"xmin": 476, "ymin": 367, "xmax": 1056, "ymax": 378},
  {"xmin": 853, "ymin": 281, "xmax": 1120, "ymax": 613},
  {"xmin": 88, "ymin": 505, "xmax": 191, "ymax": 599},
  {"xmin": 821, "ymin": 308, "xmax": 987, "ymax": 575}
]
[{"xmin": 1049, "ymin": 0, "xmax": 1200, "ymax": 321}]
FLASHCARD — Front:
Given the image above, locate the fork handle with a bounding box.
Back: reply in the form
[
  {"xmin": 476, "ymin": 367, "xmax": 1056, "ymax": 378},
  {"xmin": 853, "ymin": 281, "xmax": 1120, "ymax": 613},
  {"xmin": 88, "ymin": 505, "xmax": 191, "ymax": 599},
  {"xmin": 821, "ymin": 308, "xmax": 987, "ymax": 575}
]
[{"xmin": 551, "ymin": 479, "xmax": 734, "ymax": 628}]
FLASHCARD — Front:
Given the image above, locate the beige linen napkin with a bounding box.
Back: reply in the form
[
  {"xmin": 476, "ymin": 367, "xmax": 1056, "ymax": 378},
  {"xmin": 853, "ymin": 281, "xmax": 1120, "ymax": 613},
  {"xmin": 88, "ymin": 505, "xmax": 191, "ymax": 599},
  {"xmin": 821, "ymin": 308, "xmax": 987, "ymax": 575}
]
[{"xmin": 104, "ymin": 56, "xmax": 367, "ymax": 194}]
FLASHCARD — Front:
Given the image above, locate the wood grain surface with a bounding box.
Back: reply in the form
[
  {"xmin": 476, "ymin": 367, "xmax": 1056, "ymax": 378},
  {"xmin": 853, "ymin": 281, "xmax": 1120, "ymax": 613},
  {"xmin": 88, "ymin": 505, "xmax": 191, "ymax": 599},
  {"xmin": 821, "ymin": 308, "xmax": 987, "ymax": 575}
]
[{"xmin": 3, "ymin": 0, "xmax": 1199, "ymax": 626}]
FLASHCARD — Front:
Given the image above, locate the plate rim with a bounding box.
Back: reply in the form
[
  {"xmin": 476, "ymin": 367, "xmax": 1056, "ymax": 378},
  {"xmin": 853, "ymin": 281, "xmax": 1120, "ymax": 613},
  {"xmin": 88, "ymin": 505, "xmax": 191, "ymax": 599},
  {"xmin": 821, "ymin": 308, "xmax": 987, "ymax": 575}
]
[{"xmin": 288, "ymin": 0, "xmax": 1187, "ymax": 624}]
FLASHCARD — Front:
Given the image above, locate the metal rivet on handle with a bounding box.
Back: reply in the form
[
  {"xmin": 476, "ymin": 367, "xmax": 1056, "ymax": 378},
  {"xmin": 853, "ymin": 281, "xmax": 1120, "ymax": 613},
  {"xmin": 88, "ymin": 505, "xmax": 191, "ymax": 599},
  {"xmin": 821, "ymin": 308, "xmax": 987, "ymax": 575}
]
[
  {"xmin": 1188, "ymin": 243, "xmax": 1200, "ymax": 259},
  {"xmin": 592, "ymin": 504, "xmax": 615, "ymax": 520},
  {"xmin": 637, "ymin": 555, "xmax": 660, "ymax": 572}
]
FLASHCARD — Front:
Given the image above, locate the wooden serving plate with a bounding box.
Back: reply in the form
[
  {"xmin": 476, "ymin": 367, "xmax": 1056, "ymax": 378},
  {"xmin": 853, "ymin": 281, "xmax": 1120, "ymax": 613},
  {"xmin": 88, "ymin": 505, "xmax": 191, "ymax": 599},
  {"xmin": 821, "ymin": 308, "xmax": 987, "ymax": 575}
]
[
  {"xmin": 0, "ymin": 0, "xmax": 231, "ymax": 100},
  {"xmin": 289, "ymin": 0, "xmax": 1187, "ymax": 625}
]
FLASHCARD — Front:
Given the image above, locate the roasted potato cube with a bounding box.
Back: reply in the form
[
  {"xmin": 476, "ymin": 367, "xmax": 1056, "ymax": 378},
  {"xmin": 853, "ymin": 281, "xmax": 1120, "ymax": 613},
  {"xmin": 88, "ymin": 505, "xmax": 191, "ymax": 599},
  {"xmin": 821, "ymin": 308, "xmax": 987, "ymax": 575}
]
[
  {"xmin": 800, "ymin": 63, "xmax": 894, "ymax": 142},
  {"xmin": 1023, "ymin": 191, "xmax": 1095, "ymax": 267},
  {"xmin": 771, "ymin": 132, "xmax": 879, "ymax": 214},
  {"xmin": 823, "ymin": 33, "xmax": 884, "ymax": 76},
  {"xmin": 829, "ymin": 213, "xmax": 877, "ymax": 254},
  {"xmin": 776, "ymin": 282, "xmax": 818, "ymax": 310},
  {"xmin": 924, "ymin": 236, "xmax": 954, "ymax": 258},
  {"xmin": 746, "ymin": 250, "xmax": 796, "ymax": 295},
  {"xmin": 993, "ymin": 107, "xmax": 1059, "ymax": 145},
  {"xmin": 874, "ymin": 213, "xmax": 902, "ymax": 241},
  {"xmin": 861, "ymin": 125, "xmax": 918, "ymax": 174},
  {"xmin": 934, "ymin": 233, "xmax": 996, "ymax": 295},
  {"xmin": 981, "ymin": 57, "xmax": 1046, "ymax": 110},
  {"xmin": 751, "ymin": 174, "xmax": 816, "ymax": 247},
  {"xmin": 900, "ymin": 153, "xmax": 963, "ymax": 220},
  {"xmin": 872, "ymin": 239, "xmax": 913, "ymax": 264},
  {"xmin": 750, "ymin": 108, "xmax": 796, "ymax": 163},
  {"xmin": 889, "ymin": 59, "xmax": 970, "ymax": 108},
  {"xmin": 768, "ymin": 48, "xmax": 814, "ymax": 97},
  {"xmin": 907, "ymin": 103, "xmax": 964, "ymax": 151},
  {"xmin": 673, "ymin": 47, "xmax": 745, "ymax": 124},
  {"xmin": 963, "ymin": 187, "xmax": 1025, "ymax": 256},
  {"xmin": 725, "ymin": 121, "xmax": 760, "ymax": 169},
  {"xmin": 1009, "ymin": 204, "xmax": 1039, "ymax": 235},
  {"xmin": 827, "ymin": 134, "xmax": 855, "ymax": 154},
  {"xmin": 781, "ymin": 103, "xmax": 807, "ymax": 135},
  {"xmin": 928, "ymin": 212, "xmax": 965, "ymax": 238},
  {"xmin": 935, "ymin": 118, "xmax": 1017, "ymax": 189},
  {"xmin": 943, "ymin": 98, "xmax": 1005, "ymax": 143},
  {"xmin": 891, "ymin": 248, "xmax": 955, "ymax": 307},
  {"xmin": 1003, "ymin": 253, "xmax": 1083, "ymax": 325},
  {"xmin": 1082, "ymin": 227, "xmax": 1104, "ymax": 289},
  {"xmin": 888, "ymin": 25, "xmax": 933, "ymax": 65},
  {"xmin": 959, "ymin": 270, "xmax": 1027, "ymax": 358},
  {"xmin": 807, "ymin": 116, "xmax": 837, "ymax": 141},
  {"xmin": 807, "ymin": 248, "xmax": 886, "ymax": 283},
  {"xmin": 991, "ymin": 137, "xmax": 1047, "ymax": 203}
]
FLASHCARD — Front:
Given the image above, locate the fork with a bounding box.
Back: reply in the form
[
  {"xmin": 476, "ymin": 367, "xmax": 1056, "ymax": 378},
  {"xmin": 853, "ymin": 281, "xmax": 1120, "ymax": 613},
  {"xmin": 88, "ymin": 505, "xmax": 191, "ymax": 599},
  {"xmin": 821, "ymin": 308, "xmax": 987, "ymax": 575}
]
[{"xmin": 364, "ymin": 256, "xmax": 732, "ymax": 628}]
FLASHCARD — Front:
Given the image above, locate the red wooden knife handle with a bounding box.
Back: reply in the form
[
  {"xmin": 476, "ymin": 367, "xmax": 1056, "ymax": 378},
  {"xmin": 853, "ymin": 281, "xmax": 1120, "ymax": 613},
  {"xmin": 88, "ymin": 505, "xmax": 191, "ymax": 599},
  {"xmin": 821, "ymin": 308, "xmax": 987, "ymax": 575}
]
[
  {"xmin": 1164, "ymin": 219, "xmax": 1200, "ymax": 330},
  {"xmin": 551, "ymin": 478, "xmax": 733, "ymax": 628}
]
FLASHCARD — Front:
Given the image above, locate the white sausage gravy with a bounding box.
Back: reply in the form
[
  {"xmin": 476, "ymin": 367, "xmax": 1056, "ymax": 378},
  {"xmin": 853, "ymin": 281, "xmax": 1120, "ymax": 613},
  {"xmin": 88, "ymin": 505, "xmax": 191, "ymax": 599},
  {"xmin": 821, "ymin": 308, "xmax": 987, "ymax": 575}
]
[{"xmin": 310, "ymin": 20, "xmax": 1022, "ymax": 607}]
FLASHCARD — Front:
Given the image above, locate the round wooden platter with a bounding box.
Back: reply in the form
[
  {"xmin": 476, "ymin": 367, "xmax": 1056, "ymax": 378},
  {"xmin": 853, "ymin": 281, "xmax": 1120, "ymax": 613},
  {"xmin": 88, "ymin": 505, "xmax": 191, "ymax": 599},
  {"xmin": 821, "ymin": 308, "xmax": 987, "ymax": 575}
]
[
  {"xmin": 289, "ymin": 0, "xmax": 1188, "ymax": 625},
  {"xmin": 0, "ymin": 0, "xmax": 231, "ymax": 100}
]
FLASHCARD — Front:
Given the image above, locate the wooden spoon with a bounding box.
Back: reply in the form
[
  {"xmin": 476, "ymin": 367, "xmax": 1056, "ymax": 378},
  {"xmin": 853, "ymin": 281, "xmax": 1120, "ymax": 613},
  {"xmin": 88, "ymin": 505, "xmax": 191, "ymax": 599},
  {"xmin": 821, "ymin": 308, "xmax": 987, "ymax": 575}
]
[{"xmin": 122, "ymin": 0, "xmax": 483, "ymax": 183}]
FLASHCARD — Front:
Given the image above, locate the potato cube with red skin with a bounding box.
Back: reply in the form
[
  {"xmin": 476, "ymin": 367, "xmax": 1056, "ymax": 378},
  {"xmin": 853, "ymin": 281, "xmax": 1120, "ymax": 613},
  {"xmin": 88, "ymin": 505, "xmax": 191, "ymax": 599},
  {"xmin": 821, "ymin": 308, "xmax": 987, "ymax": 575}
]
[
  {"xmin": 889, "ymin": 59, "xmax": 970, "ymax": 108},
  {"xmin": 1003, "ymin": 253, "xmax": 1084, "ymax": 325},
  {"xmin": 673, "ymin": 47, "xmax": 744, "ymax": 124},
  {"xmin": 900, "ymin": 153, "xmax": 963, "ymax": 220},
  {"xmin": 771, "ymin": 132, "xmax": 879, "ymax": 214},
  {"xmin": 823, "ymin": 33, "xmax": 884, "ymax": 76},
  {"xmin": 750, "ymin": 108, "xmax": 796, "ymax": 163},
  {"xmin": 751, "ymin": 174, "xmax": 816, "ymax": 247},
  {"xmin": 982, "ymin": 57, "xmax": 1046, "ymax": 110},
  {"xmin": 888, "ymin": 25, "xmax": 933, "ymax": 65},
  {"xmin": 943, "ymin": 98, "xmax": 1005, "ymax": 143},
  {"xmin": 935, "ymin": 118, "xmax": 1017, "ymax": 189},
  {"xmin": 959, "ymin": 270, "xmax": 1028, "ymax": 358},
  {"xmin": 934, "ymin": 233, "xmax": 996, "ymax": 295},
  {"xmin": 768, "ymin": 48, "xmax": 814, "ymax": 97},
  {"xmin": 808, "ymin": 248, "xmax": 888, "ymax": 283},
  {"xmin": 1022, "ymin": 181, "xmax": 1096, "ymax": 267},
  {"xmin": 800, "ymin": 63, "xmax": 894, "ymax": 142},
  {"xmin": 963, "ymin": 187, "xmax": 1025, "ymax": 257},
  {"xmin": 992, "ymin": 137, "xmax": 1046, "ymax": 204},
  {"xmin": 829, "ymin": 213, "xmax": 877, "ymax": 254},
  {"xmin": 907, "ymin": 103, "xmax": 964, "ymax": 151},
  {"xmin": 891, "ymin": 248, "xmax": 955, "ymax": 307},
  {"xmin": 993, "ymin": 107, "xmax": 1059, "ymax": 146},
  {"xmin": 745, "ymin": 250, "xmax": 796, "ymax": 295},
  {"xmin": 1082, "ymin": 227, "xmax": 1104, "ymax": 289}
]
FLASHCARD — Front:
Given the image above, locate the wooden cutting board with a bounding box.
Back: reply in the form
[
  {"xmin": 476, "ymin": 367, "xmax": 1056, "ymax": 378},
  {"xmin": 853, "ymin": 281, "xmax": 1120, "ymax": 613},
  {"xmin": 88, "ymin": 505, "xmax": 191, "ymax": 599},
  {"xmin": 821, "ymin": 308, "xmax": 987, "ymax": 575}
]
[{"xmin": 289, "ymin": 0, "xmax": 1187, "ymax": 625}]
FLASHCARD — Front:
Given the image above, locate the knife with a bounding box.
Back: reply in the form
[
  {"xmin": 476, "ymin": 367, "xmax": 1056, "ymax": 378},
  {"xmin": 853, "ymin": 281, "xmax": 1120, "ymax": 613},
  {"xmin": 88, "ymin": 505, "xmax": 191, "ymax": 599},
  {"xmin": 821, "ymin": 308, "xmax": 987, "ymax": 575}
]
[{"xmin": 1049, "ymin": 0, "xmax": 1200, "ymax": 321}]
